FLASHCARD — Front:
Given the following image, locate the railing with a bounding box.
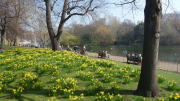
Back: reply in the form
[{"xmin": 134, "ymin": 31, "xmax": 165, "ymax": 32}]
[
  {"xmin": 158, "ymin": 58, "xmax": 180, "ymax": 73},
  {"xmin": 87, "ymin": 51, "xmax": 180, "ymax": 73}
]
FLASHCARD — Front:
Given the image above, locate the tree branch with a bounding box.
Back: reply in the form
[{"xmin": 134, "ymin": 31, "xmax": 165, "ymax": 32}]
[{"xmin": 108, "ymin": 0, "xmax": 136, "ymax": 6}]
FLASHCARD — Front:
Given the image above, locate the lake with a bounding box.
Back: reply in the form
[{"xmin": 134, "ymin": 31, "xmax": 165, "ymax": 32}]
[{"xmin": 83, "ymin": 45, "xmax": 180, "ymax": 63}]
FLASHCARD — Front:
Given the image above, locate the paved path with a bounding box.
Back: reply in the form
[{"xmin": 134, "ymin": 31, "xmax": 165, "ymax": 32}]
[{"xmin": 86, "ymin": 52, "xmax": 180, "ymax": 73}]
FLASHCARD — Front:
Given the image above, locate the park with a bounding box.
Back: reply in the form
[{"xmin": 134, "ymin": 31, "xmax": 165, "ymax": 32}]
[
  {"xmin": 0, "ymin": 46, "xmax": 179, "ymax": 101},
  {"xmin": 1, "ymin": 0, "xmax": 180, "ymax": 101}
]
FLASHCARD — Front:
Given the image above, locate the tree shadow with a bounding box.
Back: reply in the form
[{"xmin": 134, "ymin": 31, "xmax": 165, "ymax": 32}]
[
  {"xmin": 73, "ymin": 89, "xmax": 134, "ymax": 96},
  {"xmin": 0, "ymin": 89, "xmax": 37, "ymax": 101},
  {"xmin": 161, "ymin": 87, "xmax": 172, "ymax": 92}
]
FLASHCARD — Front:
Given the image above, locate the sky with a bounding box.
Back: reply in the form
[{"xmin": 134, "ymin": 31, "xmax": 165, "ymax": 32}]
[
  {"xmin": 65, "ymin": 0, "xmax": 180, "ymax": 26},
  {"xmin": 105, "ymin": 0, "xmax": 180, "ymax": 24}
]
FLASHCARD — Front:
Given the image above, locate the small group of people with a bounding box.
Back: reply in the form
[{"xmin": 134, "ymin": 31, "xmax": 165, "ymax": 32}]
[
  {"xmin": 98, "ymin": 50, "xmax": 109, "ymax": 58},
  {"xmin": 59, "ymin": 45, "xmax": 64, "ymax": 50},
  {"xmin": 67, "ymin": 45, "xmax": 86, "ymax": 55},
  {"xmin": 127, "ymin": 53, "xmax": 142, "ymax": 64},
  {"xmin": 67, "ymin": 45, "xmax": 72, "ymax": 51}
]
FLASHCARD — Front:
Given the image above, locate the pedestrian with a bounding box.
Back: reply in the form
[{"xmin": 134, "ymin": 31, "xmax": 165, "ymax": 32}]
[{"xmin": 62, "ymin": 45, "xmax": 64, "ymax": 49}]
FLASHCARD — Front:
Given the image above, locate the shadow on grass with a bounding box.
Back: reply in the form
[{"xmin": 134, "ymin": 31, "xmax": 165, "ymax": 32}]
[
  {"xmin": 73, "ymin": 89, "xmax": 134, "ymax": 96},
  {"xmin": 161, "ymin": 87, "xmax": 169, "ymax": 91},
  {"xmin": 2, "ymin": 84, "xmax": 49, "ymax": 100},
  {"xmin": 0, "ymin": 89, "xmax": 37, "ymax": 101},
  {"xmin": 160, "ymin": 87, "xmax": 179, "ymax": 92}
]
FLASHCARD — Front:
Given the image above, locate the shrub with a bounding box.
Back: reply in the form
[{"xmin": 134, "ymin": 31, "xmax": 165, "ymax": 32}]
[
  {"xmin": 167, "ymin": 80, "xmax": 177, "ymax": 91},
  {"xmin": 158, "ymin": 75, "xmax": 166, "ymax": 84}
]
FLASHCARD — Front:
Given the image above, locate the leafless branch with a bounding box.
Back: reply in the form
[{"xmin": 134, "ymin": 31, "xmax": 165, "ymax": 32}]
[{"xmin": 108, "ymin": 0, "xmax": 136, "ymax": 6}]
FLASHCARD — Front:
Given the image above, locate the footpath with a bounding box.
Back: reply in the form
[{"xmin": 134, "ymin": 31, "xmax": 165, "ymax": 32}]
[{"xmin": 86, "ymin": 52, "xmax": 180, "ymax": 73}]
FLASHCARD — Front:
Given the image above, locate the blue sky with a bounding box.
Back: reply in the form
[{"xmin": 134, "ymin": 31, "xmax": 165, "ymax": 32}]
[
  {"xmin": 106, "ymin": 0, "xmax": 180, "ymax": 24},
  {"xmin": 65, "ymin": 0, "xmax": 180, "ymax": 26}
]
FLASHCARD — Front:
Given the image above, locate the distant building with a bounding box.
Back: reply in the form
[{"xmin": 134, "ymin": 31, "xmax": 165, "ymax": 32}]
[{"xmin": 19, "ymin": 39, "xmax": 32, "ymax": 46}]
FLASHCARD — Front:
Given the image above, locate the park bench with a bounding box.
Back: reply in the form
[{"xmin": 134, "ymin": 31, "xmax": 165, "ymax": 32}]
[
  {"xmin": 98, "ymin": 51, "xmax": 109, "ymax": 58},
  {"xmin": 127, "ymin": 54, "xmax": 142, "ymax": 64},
  {"xmin": 67, "ymin": 48, "xmax": 72, "ymax": 51},
  {"xmin": 79, "ymin": 50, "xmax": 88, "ymax": 56}
]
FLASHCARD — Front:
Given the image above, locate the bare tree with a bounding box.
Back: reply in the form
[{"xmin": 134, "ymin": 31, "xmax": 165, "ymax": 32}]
[
  {"xmin": 0, "ymin": 0, "xmax": 35, "ymax": 49},
  {"xmin": 43, "ymin": 0, "xmax": 105, "ymax": 51},
  {"xmin": 169, "ymin": 12, "xmax": 180, "ymax": 34},
  {"xmin": 35, "ymin": 16, "xmax": 49, "ymax": 48}
]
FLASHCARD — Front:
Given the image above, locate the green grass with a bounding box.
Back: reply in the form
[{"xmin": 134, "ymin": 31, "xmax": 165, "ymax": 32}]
[{"xmin": 0, "ymin": 46, "xmax": 179, "ymax": 101}]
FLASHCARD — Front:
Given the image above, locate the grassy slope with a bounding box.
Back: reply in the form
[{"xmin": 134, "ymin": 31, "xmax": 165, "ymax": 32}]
[{"xmin": 0, "ymin": 46, "xmax": 179, "ymax": 101}]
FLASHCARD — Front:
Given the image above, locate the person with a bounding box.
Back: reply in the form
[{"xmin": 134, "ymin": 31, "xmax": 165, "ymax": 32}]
[
  {"xmin": 67, "ymin": 45, "xmax": 71, "ymax": 51},
  {"xmin": 67, "ymin": 45, "xmax": 69, "ymax": 49},
  {"xmin": 83, "ymin": 45, "xmax": 86, "ymax": 54},
  {"xmin": 0, "ymin": 48, "xmax": 3, "ymax": 53},
  {"xmin": 131, "ymin": 53, "xmax": 135, "ymax": 56},
  {"xmin": 61, "ymin": 45, "xmax": 64, "ymax": 49},
  {"xmin": 77, "ymin": 45, "xmax": 79, "ymax": 50},
  {"xmin": 74, "ymin": 45, "xmax": 77, "ymax": 52},
  {"xmin": 105, "ymin": 51, "xmax": 108, "ymax": 58},
  {"xmin": 74, "ymin": 45, "xmax": 76, "ymax": 50},
  {"xmin": 138, "ymin": 54, "xmax": 142, "ymax": 65},
  {"xmin": 135, "ymin": 53, "xmax": 138, "ymax": 62},
  {"xmin": 105, "ymin": 51, "xmax": 107, "ymax": 55},
  {"xmin": 83, "ymin": 45, "xmax": 86, "ymax": 51},
  {"xmin": 76, "ymin": 45, "xmax": 79, "ymax": 53},
  {"xmin": 127, "ymin": 53, "xmax": 130, "ymax": 60}
]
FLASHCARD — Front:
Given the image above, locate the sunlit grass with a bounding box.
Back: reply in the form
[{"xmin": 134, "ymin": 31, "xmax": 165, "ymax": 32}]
[{"xmin": 0, "ymin": 46, "xmax": 179, "ymax": 101}]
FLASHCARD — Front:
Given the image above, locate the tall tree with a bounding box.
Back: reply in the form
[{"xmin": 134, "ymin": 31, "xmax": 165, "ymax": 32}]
[
  {"xmin": 92, "ymin": 26, "xmax": 113, "ymax": 45},
  {"xmin": 43, "ymin": 0, "xmax": 104, "ymax": 51},
  {"xmin": 134, "ymin": 0, "xmax": 162, "ymax": 97}
]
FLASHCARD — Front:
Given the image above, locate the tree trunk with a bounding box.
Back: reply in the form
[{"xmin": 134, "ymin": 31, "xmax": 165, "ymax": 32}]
[
  {"xmin": 45, "ymin": 0, "xmax": 68, "ymax": 51},
  {"xmin": 43, "ymin": 42, "xmax": 46, "ymax": 48},
  {"xmin": 13, "ymin": 38, "xmax": 16, "ymax": 46},
  {"xmin": 134, "ymin": 0, "xmax": 162, "ymax": 97},
  {"xmin": 43, "ymin": 34, "xmax": 46, "ymax": 48},
  {"xmin": 8, "ymin": 39, "xmax": 10, "ymax": 46},
  {"xmin": 13, "ymin": 36, "xmax": 19, "ymax": 46},
  {"xmin": 0, "ymin": 29, "xmax": 6, "ymax": 50}
]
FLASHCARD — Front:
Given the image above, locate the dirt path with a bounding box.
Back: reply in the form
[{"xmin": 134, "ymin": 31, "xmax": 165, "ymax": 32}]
[{"xmin": 86, "ymin": 52, "xmax": 180, "ymax": 73}]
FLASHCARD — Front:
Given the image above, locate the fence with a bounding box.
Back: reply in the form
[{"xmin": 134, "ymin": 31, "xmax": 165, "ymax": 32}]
[
  {"xmin": 87, "ymin": 51, "xmax": 180, "ymax": 73},
  {"xmin": 158, "ymin": 58, "xmax": 180, "ymax": 73}
]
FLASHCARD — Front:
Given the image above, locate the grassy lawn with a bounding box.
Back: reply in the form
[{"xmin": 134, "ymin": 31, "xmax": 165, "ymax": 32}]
[{"xmin": 0, "ymin": 46, "xmax": 179, "ymax": 101}]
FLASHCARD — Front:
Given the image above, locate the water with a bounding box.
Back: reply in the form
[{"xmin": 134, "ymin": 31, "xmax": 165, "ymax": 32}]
[{"xmin": 83, "ymin": 45, "xmax": 180, "ymax": 63}]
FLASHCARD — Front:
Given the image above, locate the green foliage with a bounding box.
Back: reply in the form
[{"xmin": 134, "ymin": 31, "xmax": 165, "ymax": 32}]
[
  {"xmin": 167, "ymin": 80, "xmax": 178, "ymax": 91},
  {"xmin": 92, "ymin": 26, "xmax": 114, "ymax": 45},
  {"xmin": 158, "ymin": 75, "xmax": 166, "ymax": 84},
  {"xmin": 60, "ymin": 32, "xmax": 80, "ymax": 45}
]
